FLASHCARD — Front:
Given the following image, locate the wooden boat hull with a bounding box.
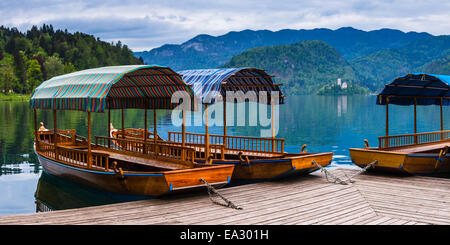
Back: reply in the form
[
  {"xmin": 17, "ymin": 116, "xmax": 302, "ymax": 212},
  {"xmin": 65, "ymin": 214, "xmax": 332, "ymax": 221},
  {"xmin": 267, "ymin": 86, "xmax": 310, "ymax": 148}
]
[
  {"xmin": 349, "ymin": 148, "xmax": 450, "ymax": 174},
  {"xmin": 35, "ymin": 148, "xmax": 234, "ymax": 197},
  {"xmin": 210, "ymin": 152, "xmax": 333, "ymax": 180}
]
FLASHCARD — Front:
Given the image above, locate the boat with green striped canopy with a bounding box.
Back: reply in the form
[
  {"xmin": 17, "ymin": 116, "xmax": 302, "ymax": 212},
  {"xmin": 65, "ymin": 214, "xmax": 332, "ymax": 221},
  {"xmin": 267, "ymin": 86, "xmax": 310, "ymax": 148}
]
[{"xmin": 30, "ymin": 65, "xmax": 234, "ymax": 196}]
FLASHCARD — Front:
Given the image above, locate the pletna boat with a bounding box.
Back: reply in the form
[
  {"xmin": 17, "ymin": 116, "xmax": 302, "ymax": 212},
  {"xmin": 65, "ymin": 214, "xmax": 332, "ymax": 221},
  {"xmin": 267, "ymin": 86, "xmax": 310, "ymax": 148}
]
[
  {"xmin": 350, "ymin": 73, "xmax": 450, "ymax": 174},
  {"xmin": 112, "ymin": 68, "xmax": 333, "ymax": 180},
  {"xmin": 30, "ymin": 65, "xmax": 234, "ymax": 196}
]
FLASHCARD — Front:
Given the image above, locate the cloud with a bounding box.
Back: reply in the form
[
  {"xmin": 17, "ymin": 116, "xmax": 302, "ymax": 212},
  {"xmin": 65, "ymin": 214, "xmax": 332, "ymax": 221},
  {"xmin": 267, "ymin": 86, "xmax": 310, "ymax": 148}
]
[{"xmin": 1, "ymin": 0, "xmax": 449, "ymax": 51}]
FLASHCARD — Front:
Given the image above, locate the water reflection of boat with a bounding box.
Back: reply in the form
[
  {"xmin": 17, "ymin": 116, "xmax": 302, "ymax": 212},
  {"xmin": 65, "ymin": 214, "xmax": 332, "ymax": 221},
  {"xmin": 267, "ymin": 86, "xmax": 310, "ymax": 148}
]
[
  {"xmin": 35, "ymin": 171, "xmax": 148, "ymax": 212},
  {"xmin": 113, "ymin": 68, "xmax": 333, "ymax": 180},
  {"xmin": 350, "ymin": 74, "xmax": 450, "ymax": 174},
  {"xmin": 30, "ymin": 65, "xmax": 234, "ymax": 196}
]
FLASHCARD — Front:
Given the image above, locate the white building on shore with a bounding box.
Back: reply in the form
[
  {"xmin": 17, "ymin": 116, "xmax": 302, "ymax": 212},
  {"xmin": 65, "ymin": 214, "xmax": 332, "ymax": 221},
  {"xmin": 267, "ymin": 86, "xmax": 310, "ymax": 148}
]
[{"xmin": 337, "ymin": 78, "xmax": 347, "ymax": 89}]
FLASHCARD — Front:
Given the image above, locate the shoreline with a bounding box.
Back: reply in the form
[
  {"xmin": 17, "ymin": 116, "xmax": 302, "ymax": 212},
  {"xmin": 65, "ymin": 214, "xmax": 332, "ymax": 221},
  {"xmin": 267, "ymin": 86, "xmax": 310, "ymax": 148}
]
[{"xmin": 0, "ymin": 94, "xmax": 31, "ymax": 101}]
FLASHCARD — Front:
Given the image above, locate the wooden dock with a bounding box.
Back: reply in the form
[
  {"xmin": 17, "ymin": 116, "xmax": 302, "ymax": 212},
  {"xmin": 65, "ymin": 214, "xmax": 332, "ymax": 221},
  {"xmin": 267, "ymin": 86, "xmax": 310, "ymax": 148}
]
[{"xmin": 0, "ymin": 168, "xmax": 449, "ymax": 225}]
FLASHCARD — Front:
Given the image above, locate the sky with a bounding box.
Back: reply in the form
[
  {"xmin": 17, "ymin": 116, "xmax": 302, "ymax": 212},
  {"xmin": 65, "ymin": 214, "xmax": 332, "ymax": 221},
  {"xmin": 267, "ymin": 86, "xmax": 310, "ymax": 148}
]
[{"xmin": 1, "ymin": 0, "xmax": 449, "ymax": 51}]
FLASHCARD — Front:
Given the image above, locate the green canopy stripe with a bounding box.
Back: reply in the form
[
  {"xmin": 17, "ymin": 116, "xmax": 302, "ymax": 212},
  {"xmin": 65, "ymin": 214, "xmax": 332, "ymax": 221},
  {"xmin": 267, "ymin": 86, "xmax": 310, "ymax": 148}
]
[{"xmin": 30, "ymin": 65, "xmax": 193, "ymax": 112}]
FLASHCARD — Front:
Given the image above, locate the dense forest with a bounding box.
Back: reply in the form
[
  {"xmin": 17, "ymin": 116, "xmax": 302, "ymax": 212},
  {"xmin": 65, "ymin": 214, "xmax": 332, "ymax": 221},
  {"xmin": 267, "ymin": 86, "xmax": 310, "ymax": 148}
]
[
  {"xmin": 222, "ymin": 40, "xmax": 368, "ymax": 94},
  {"xmin": 0, "ymin": 24, "xmax": 143, "ymax": 95},
  {"xmin": 222, "ymin": 36, "xmax": 450, "ymax": 94},
  {"xmin": 421, "ymin": 54, "xmax": 450, "ymax": 74},
  {"xmin": 349, "ymin": 35, "xmax": 450, "ymax": 91}
]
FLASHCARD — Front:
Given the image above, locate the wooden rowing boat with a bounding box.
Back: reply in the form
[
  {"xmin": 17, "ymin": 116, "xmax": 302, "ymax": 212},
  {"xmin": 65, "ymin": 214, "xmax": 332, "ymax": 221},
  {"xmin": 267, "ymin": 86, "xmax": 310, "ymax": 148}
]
[
  {"xmin": 350, "ymin": 73, "xmax": 450, "ymax": 174},
  {"xmin": 111, "ymin": 127, "xmax": 333, "ymax": 180},
  {"xmin": 109, "ymin": 67, "xmax": 333, "ymax": 180},
  {"xmin": 30, "ymin": 65, "xmax": 235, "ymax": 196}
]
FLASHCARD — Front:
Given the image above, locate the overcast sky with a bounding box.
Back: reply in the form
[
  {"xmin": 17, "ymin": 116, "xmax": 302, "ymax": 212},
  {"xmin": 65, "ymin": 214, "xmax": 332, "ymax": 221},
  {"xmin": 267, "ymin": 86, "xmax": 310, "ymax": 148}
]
[{"xmin": 1, "ymin": 0, "xmax": 449, "ymax": 51}]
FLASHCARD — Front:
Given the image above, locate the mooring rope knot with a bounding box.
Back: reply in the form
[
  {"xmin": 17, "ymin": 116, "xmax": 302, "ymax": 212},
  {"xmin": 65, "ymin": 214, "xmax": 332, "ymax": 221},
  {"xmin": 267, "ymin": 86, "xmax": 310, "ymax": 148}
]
[{"xmin": 199, "ymin": 178, "xmax": 242, "ymax": 210}]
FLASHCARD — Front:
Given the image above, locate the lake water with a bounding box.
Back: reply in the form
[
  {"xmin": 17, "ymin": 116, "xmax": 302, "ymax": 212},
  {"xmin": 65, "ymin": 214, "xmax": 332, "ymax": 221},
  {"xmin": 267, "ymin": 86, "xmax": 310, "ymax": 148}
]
[{"xmin": 0, "ymin": 95, "xmax": 448, "ymax": 216}]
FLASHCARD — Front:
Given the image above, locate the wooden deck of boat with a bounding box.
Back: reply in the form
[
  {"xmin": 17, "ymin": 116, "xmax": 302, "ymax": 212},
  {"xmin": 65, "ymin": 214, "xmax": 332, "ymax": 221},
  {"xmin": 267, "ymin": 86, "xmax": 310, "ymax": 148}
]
[
  {"xmin": 389, "ymin": 141, "xmax": 450, "ymax": 153},
  {"xmin": 91, "ymin": 148, "xmax": 189, "ymax": 170},
  {"xmin": 1, "ymin": 168, "xmax": 449, "ymax": 225}
]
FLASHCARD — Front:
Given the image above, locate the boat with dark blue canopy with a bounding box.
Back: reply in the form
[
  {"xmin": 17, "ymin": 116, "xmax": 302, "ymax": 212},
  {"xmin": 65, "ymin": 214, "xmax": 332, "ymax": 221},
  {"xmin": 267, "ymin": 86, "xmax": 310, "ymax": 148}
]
[
  {"xmin": 114, "ymin": 67, "xmax": 333, "ymax": 180},
  {"xmin": 350, "ymin": 73, "xmax": 450, "ymax": 174}
]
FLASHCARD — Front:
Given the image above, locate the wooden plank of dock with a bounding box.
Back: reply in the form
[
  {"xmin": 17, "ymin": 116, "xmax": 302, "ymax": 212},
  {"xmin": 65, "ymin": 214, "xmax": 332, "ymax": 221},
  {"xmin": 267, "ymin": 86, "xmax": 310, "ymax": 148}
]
[{"xmin": 0, "ymin": 168, "xmax": 449, "ymax": 225}]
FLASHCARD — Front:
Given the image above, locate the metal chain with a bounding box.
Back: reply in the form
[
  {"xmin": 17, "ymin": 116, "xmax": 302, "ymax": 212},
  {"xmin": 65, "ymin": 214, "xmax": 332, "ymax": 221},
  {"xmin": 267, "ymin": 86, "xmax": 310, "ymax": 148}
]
[
  {"xmin": 199, "ymin": 178, "xmax": 242, "ymax": 210},
  {"xmin": 313, "ymin": 160, "xmax": 377, "ymax": 185}
]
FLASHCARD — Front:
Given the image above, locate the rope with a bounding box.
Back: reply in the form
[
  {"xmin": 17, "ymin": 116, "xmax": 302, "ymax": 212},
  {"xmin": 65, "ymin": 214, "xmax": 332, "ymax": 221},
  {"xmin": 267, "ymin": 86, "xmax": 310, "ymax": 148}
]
[
  {"xmin": 199, "ymin": 178, "xmax": 242, "ymax": 210},
  {"xmin": 313, "ymin": 160, "xmax": 377, "ymax": 185}
]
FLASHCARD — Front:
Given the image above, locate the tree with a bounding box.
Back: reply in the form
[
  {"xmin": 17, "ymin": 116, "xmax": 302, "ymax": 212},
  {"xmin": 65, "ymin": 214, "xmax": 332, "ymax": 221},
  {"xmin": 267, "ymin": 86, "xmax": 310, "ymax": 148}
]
[
  {"xmin": 0, "ymin": 46, "xmax": 3, "ymax": 61},
  {"xmin": 63, "ymin": 62, "xmax": 76, "ymax": 74},
  {"xmin": 33, "ymin": 54, "xmax": 47, "ymax": 80},
  {"xmin": 45, "ymin": 55, "xmax": 64, "ymax": 79},
  {"xmin": 11, "ymin": 37, "xmax": 32, "ymax": 54},
  {"xmin": 26, "ymin": 59, "xmax": 43, "ymax": 93},
  {"xmin": 0, "ymin": 65, "xmax": 17, "ymax": 93},
  {"xmin": 13, "ymin": 51, "xmax": 27, "ymax": 93}
]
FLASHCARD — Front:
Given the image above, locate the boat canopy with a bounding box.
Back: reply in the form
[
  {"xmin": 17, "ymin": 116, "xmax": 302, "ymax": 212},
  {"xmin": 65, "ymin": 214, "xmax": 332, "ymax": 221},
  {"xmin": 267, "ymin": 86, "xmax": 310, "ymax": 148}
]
[
  {"xmin": 177, "ymin": 68, "xmax": 284, "ymax": 104},
  {"xmin": 29, "ymin": 65, "xmax": 194, "ymax": 112},
  {"xmin": 377, "ymin": 73, "xmax": 450, "ymax": 106}
]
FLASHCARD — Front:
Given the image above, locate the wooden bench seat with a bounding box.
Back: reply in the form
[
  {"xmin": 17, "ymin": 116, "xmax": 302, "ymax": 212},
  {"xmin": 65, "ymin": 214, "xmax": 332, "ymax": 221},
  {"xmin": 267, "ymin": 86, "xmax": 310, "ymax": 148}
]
[{"xmin": 91, "ymin": 149, "xmax": 190, "ymax": 170}]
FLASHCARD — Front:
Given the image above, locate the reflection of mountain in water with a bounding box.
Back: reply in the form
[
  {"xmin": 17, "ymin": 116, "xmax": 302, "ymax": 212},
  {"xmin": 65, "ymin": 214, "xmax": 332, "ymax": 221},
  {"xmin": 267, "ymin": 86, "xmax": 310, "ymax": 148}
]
[{"xmin": 34, "ymin": 172, "xmax": 150, "ymax": 212}]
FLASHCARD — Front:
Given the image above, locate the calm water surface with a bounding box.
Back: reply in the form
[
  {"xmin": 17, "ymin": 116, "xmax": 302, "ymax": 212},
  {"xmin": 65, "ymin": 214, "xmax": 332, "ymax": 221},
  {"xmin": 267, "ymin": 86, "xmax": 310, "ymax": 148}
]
[{"xmin": 0, "ymin": 95, "xmax": 448, "ymax": 215}]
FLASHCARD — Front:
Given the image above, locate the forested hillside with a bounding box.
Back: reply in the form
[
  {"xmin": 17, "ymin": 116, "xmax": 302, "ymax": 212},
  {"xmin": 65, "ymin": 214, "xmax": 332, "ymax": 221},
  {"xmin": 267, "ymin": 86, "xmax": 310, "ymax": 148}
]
[
  {"xmin": 134, "ymin": 27, "xmax": 450, "ymax": 95},
  {"xmin": 222, "ymin": 40, "xmax": 367, "ymax": 94},
  {"xmin": 135, "ymin": 27, "xmax": 430, "ymax": 71},
  {"xmin": 420, "ymin": 54, "xmax": 450, "ymax": 75},
  {"xmin": 0, "ymin": 24, "xmax": 142, "ymax": 95},
  {"xmin": 349, "ymin": 35, "xmax": 450, "ymax": 90}
]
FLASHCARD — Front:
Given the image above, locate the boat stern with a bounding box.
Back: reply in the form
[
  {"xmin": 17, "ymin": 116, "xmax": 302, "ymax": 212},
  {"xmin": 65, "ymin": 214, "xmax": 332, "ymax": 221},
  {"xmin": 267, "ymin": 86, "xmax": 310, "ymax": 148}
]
[
  {"xmin": 349, "ymin": 148, "xmax": 409, "ymax": 174},
  {"xmin": 163, "ymin": 165, "xmax": 235, "ymax": 193}
]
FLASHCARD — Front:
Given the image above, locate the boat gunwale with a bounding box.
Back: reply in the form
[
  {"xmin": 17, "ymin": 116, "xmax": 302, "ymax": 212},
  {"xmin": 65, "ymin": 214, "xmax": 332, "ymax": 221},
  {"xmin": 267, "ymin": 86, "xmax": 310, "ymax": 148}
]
[
  {"xmin": 193, "ymin": 151, "xmax": 333, "ymax": 164},
  {"xmin": 34, "ymin": 143, "xmax": 234, "ymax": 176},
  {"xmin": 349, "ymin": 147, "xmax": 409, "ymax": 155}
]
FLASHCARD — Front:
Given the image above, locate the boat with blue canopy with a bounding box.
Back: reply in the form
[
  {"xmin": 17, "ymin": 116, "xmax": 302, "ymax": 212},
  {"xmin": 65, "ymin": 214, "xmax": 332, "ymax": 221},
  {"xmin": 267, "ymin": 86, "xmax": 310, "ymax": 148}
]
[
  {"xmin": 113, "ymin": 67, "xmax": 333, "ymax": 180},
  {"xmin": 30, "ymin": 65, "xmax": 234, "ymax": 196},
  {"xmin": 350, "ymin": 73, "xmax": 450, "ymax": 174}
]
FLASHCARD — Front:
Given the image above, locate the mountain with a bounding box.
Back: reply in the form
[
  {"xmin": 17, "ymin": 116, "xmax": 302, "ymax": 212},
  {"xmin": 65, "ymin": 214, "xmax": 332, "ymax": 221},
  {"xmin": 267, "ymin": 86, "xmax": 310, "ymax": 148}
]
[
  {"xmin": 222, "ymin": 40, "xmax": 364, "ymax": 94},
  {"xmin": 0, "ymin": 24, "xmax": 142, "ymax": 94},
  {"xmin": 350, "ymin": 35, "xmax": 450, "ymax": 90},
  {"xmin": 135, "ymin": 27, "xmax": 431, "ymax": 70}
]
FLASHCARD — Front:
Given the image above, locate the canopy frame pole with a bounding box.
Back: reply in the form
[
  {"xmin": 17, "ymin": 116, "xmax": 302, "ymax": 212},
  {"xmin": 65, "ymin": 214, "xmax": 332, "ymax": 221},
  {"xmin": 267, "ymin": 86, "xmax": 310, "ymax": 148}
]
[
  {"xmin": 143, "ymin": 100, "xmax": 148, "ymax": 155},
  {"xmin": 153, "ymin": 105, "xmax": 158, "ymax": 156},
  {"xmin": 223, "ymin": 96, "xmax": 227, "ymax": 155},
  {"xmin": 53, "ymin": 109, "xmax": 58, "ymax": 160},
  {"xmin": 441, "ymin": 98, "xmax": 444, "ymax": 140},
  {"xmin": 205, "ymin": 104, "xmax": 210, "ymax": 162},
  {"xmin": 144, "ymin": 100, "xmax": 148, "ymax": 142},
  {"xmin": 107, "ymin": 107, "xmax": 111, "ymax": 148},
  {"xmin": 385, "ymin": 97, "xmax": 389, "ymax": 148},
  {"xmin": 414, "ymin": 98, "xmax": 417, "ymax": 144},
  {"xmin": 121, "ymin": 109, "xmax": 125, "ymax": 139},
  {"xmin": 88, "ymin": 111, "xmax": 92, "ymax": 168},
  {"xmin": 153, "ymin": 107, "xmax": 157, "ymax": 144},
  {"xmin": 34, "ymin": 109, "xmax": 38, "ymax": 150},
  {"xmin": 271, "ymin": 99, "xmax": 276, "ymax": 152},
  {"xmin": 182, "ymin": 108, "xmax": 186, "ymax": 161}
]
